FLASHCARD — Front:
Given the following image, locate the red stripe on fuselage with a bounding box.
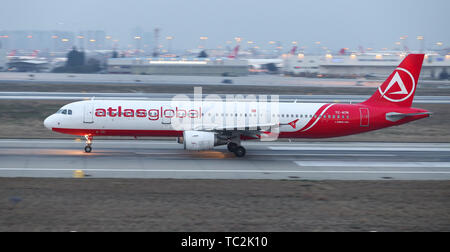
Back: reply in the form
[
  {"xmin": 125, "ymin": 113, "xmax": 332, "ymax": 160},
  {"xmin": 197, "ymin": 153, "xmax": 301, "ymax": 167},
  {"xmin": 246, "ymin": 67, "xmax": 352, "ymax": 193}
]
[
  {"xmin": 297, "ymin": 103, "xmax": 331, "ymax": 132},
  {"xmin": 52, "ymin": 128, "xmax": 184, "ymax": 137}
]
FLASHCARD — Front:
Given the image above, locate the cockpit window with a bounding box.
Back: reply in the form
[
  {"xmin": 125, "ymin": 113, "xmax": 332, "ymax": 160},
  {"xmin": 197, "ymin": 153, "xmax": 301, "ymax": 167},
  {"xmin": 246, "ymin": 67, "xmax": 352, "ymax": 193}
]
[{"xmin": 56, "ymin": 109, "xmax": 73, "ymax": 115}]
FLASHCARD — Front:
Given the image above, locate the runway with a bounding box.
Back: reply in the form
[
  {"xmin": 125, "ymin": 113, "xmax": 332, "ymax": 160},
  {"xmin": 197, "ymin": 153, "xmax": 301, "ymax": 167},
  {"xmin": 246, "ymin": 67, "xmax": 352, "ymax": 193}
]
[
  {"xmin": 0, "ymin": 92, "xmax": 449, "ymax": 103},
  {"xmin": 1, "ymin": 72, "xmax": 449, "ymax": 88},
  {"xmin": 0, "ymin": 72, "xmax": 383, "ymax": 87},
  {"xmin": 1, "ymin": 139, "xmax": 449, "ymax": 180}
]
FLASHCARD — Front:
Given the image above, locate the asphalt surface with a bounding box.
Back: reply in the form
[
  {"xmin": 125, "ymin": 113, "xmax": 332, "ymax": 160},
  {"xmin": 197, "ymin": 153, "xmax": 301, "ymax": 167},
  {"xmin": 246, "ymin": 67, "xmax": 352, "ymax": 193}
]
[
  {"xmin": 1, "ymin": 72, "xmax": 449, "ymax": 88},
  {"xmin": 1, "ymin": 91, "xmax": 449, "ymax": 103},
  {"xmin": 1, "ymin": 139, "xmax": 449, "ymax": 180},
  {"xmin": 0, "ymin": 72, "xmax": 385, "ymax": 87}
]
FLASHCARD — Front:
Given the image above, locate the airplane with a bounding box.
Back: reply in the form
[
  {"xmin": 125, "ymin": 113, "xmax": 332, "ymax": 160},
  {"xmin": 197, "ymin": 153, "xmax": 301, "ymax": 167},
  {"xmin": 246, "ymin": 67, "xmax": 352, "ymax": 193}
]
[
  {"xmin": 289, "ymin": 46, "xmax": 297, "ymax": 55},
  {"xmin": 227, "ymin": 45, "xmax": 240, "ymax": 59},
  {"xmin": 44, "ymin": 54, "xmax": 431, "ymax": 157}
]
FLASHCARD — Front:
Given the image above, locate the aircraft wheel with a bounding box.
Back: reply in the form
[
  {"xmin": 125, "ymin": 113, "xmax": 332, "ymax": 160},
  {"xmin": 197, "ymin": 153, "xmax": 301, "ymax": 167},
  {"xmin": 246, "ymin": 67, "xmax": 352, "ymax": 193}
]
[
  {"xmin": 233, "ymin": 146, "xmax": 246, "ymax": 157},
  {"xmin": 84, "ymin": 145, "xmax": 92, "ymax": 153}
]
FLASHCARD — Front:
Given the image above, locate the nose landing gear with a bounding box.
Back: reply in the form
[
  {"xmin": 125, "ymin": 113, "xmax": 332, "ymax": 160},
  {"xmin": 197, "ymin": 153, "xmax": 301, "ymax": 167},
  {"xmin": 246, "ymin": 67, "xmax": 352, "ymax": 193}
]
[{"xmin": 84, "ymin": 135, "xmax": 93, "ymax": 153}]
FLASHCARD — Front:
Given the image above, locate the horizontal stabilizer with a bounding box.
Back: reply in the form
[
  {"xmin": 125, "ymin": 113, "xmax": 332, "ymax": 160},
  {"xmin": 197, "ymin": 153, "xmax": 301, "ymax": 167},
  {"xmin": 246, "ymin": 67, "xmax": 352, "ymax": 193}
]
[{"xmin": 386, "ymin": 112, "xmax": 432, "ymax": 122}]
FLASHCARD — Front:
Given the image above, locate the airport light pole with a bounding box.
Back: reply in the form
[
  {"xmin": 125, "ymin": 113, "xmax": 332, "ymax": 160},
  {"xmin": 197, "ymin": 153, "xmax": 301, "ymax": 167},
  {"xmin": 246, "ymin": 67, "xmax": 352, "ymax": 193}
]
[
  {"xmin": 52, "ymin": 35, "xmax": 59, "ymax": 52},
  {"xmin": 134, "ymin": 36, "xmax": 142, "ymax": 56},
  {"xmin": 200, "ymin": 36, "xmax": 208, "ymax": 49},
  {"xmin": 400, "ymin": 35, "xmax": 408, "ymax": 52},
  {"xmin": 77, "ymin": 35, "xmax": 85, "ymax": 50},
  {"xmin": 0, "ymin": 35, "xmax": 9, "ymax": 50},
  {"xmin": 315, "ymin": 41, "xmax": 321, "ymax": 55},
  {"xmin": 417, "ymin": 36, "xmax": 424, "ymax": 53},
  {"xmin": 166, "ymin": 36, "xmax": 173, "ymax": 54},
  {"xmin": 89, "ymin": 39, "xmax": 97, "ymax": 51},
  {"xmin": 105, "ymin": 36, "xmax": 112, "ymax": 50},
  {"xmin": 436, "ymin": 42, "xmax": 443, "ymax": 52}
]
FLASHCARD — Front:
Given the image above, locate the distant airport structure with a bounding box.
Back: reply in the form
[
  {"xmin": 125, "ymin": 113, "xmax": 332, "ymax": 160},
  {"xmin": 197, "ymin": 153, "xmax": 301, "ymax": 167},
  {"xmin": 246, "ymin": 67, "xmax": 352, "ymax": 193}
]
[
  {"xmin": 283, "ymin": 53, "xmax": 450, "ymax": 80},
  {"xmin": 107, "ymin": 57, "xmax": 249, "ymax": 76},
  {"xmin": 0, "ymin": 41, "xmax": 6, "ymax": 71},
  {"xmin": 0, "ymin": 49, "xmax": 6, "ymax": 71},
  {"xmin": 0, "ymin": 29, "xmax": 448, "ymax": 79}
]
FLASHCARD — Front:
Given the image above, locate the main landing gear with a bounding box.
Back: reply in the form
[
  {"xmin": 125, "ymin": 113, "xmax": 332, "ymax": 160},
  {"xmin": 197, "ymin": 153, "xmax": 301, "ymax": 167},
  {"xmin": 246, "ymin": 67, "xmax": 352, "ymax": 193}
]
[
  {"xmin": 227, "ymin": 142, "xmax": 246, "ymax": 158},
  {"xmin": 84, "ymin": 135, "xmax": 93, "ymax": 153}
]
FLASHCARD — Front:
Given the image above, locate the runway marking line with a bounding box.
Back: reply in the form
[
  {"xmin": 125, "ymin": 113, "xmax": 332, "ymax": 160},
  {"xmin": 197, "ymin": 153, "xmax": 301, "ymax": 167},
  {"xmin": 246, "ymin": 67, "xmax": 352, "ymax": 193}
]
[
  {"xmin": 271, "ymin": 147, "xmax": 450, "ymax": 152},
  {"xmin": 294, "ymin": 161, "xmax": 450, "ymax": 168},
  {"xmin": 0, "ymin": 168, "xmax": 450, "ymax": 175}
]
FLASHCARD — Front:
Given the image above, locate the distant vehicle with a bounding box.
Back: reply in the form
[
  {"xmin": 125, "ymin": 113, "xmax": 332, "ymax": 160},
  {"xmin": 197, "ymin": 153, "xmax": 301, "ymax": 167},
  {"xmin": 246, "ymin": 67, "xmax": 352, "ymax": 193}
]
[{"xmin": 44, "ymin": 54, "xmax": 430, "ymax": 157}]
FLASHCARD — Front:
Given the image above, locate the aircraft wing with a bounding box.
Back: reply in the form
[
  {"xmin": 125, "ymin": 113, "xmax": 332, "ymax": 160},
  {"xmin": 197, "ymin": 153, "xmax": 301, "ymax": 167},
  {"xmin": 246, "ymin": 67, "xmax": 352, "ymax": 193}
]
[{"xmin": 194, "ymin": 122, "xmax": 278, "ymax": 132}]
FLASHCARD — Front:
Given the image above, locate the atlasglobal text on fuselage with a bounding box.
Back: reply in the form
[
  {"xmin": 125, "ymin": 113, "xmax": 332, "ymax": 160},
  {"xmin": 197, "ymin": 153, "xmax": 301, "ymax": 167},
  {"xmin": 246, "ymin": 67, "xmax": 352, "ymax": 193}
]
[{"xmin": 44, "ymin": 54, "xmax": 431, "ymax": 157}]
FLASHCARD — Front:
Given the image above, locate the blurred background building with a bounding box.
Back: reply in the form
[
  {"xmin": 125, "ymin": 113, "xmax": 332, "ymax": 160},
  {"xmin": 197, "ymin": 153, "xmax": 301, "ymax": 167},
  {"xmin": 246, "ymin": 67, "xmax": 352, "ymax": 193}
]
[{"xmin": 0, "ymin": 29, "xmax": 449, "ymax": 79}]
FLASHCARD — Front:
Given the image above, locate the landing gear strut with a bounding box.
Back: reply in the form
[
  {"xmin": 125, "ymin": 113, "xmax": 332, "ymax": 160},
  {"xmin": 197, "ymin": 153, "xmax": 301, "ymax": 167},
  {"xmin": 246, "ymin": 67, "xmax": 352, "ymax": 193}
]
[
  {"xmin": 227, "ymin": 142, "xmax": 246, "ymax": 157},
  {"xmin": 84, "ymin": 135, "xmax": 93, "ymax": 153},
  {"xmin": 227, "ymin": 142, "xmax": 238, "ymax": 152}
]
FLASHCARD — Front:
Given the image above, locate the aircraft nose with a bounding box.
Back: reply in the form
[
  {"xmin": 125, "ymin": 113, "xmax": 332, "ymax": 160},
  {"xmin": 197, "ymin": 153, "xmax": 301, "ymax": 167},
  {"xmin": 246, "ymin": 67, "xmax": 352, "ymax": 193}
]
[{"xmin": 44, "ymin": 116, "xmax": 54, "ymax": 130}]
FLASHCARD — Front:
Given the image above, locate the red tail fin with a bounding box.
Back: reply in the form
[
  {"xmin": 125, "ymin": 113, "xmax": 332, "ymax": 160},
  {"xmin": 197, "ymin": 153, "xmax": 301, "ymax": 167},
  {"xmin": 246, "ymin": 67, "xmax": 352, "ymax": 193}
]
[
  {"xmin": 228, "ymin": 45, "xmax": 239, "ymax": 58},
  {"xmin": 31, "ymin": 50, "xmax": 39, "ymax": 57},
  {"xmin": 362, "ymin": 54, "xmax": 424, "ymax": 108},
  {"xmin": 289, "ymin": 46, "xmax": 297, "ymax": 55}
]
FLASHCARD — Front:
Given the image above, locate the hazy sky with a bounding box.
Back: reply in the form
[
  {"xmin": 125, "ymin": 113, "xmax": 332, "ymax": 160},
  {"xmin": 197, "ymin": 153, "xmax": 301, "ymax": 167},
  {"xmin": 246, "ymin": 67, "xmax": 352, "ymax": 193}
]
[{"xmin": 0, "ymin": 0, "xmax": 449, "ymax": 51}]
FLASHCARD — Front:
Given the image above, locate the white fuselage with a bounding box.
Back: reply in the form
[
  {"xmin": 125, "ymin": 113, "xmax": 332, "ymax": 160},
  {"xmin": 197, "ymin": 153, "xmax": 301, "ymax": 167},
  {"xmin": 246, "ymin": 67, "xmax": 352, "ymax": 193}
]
[{"xmin": 44, "ymin": 100, "xmax": 327, "ymax": 135}]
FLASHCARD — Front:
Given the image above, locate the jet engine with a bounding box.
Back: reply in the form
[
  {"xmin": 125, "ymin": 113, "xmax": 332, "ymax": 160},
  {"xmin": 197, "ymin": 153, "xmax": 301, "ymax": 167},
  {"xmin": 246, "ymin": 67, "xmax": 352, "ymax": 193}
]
[{"xmin": 179, "ymin": 131, "xmax": 227, "ymax": 151}]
